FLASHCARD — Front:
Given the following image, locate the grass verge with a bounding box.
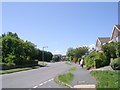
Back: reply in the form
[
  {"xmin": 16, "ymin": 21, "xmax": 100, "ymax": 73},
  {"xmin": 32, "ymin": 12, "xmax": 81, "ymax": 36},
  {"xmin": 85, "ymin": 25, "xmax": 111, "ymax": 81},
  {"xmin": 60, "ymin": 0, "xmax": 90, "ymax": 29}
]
[
  {"xmin": 0, "ymin": 66, "xmax": 39, "ymax": 74},
  {"xmin": 69, "ymin": 67, "xmax": 77, "ymax": 71},
  {"xmin": 90, "ymin": 70, "xmax": 120, "ymax": 89},
  {"xmin": 57, "ymin": 72, "xmax": 74, "ymax": 85}
]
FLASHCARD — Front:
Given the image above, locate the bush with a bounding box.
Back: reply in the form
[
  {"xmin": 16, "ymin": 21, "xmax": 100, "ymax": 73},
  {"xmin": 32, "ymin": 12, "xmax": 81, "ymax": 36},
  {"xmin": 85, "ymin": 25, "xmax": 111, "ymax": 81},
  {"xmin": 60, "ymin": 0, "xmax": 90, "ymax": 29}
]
[
  {"xmin": 85, "ymin": 52, "xmax": 96, "ymax": 69},
  {"xmin": 78, "ymin": 58, "xmax": 81, "ymax": 64},
  {"xmin": 94, "ymin": 59, "xmax": 103, "ymax": 68},
  {"xmin": 94, "ymin": 52, "xmax": 107, "ymax": 68},
  {"xmin": 85, "ymin": 52, "xmax": 107, "ymax": 69},
  {"xmin": 69, "ymin": 56, "xmax": 73, "ymax": 62},
  {"xmin": 110, "ymin": 57, "xmax": 120, "ymax": 70},
  {"xmin": 0, "ymin": 62, "xmax": 15, "ymax": 70}
]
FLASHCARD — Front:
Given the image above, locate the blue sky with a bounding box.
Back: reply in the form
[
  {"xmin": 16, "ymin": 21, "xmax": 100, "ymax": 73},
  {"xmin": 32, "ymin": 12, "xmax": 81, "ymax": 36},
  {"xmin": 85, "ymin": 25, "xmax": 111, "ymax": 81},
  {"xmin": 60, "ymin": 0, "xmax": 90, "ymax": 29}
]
[{"xmin": 2, "ymin": 2, "xmax": 118, "ymax": 55}]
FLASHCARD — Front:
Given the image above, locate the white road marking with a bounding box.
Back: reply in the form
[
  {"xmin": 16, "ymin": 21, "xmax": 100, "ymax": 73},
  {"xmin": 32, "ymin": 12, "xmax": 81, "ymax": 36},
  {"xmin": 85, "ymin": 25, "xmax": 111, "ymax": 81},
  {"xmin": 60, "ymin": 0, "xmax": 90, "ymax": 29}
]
[
  {"xmin": 33, "ymin": 85, "xmax": 38, "ymax": 88},
  {"xmin": 39, "ymin": 83, "xmax": 43, "ymax": 86},
  {"xmin": 48, "ymin": 79, "xmax": 53, "ymax": 82},
  {"xmin": 33, "ymin": 78, "xmax": 54, "ymax": 88},
  {"xmin": 43, "ymin": 81, "xmax": 47, "ymax": 84}
]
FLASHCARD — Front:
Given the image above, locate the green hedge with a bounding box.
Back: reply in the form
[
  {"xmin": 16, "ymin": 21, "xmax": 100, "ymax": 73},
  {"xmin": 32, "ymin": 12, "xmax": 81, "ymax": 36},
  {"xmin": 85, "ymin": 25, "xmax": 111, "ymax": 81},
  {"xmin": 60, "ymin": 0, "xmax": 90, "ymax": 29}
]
[
  {"xmin": 0, "ymin": 62, "xmax": 15, "ymax": 70},
  {"xmin": 85, "ymin": 52, "xmax": 96, "ymax": 69},
  {"xmin": 110, "ymin": 57, "xmax": 120, "ymax": 70},
  {"xmin": 85, "ymin": 52, "xmax": 107, "ymax": 69},
  {"xmin": 0, "ymin": 60, "xmax": 38, "ymax": 70},
  {"xmin": 95, "ymin": 52, "xmax": 107, "ymax": 68}
]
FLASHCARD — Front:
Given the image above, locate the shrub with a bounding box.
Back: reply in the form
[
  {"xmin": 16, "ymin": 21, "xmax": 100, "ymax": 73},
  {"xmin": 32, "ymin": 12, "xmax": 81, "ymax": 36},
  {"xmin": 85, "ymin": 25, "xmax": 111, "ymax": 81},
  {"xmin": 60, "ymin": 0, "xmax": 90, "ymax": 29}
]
[
  {"xmin": 94, "ymin": 52, "xmax": 107, "ymax": 68},
  {"xmin": 0, "ymin": 62, "xmax": 15, "ymax": 70},
  {"xmin": 69, "ymin": 56, "xmax": 73, "ymax": 62},
  {"xmin": 116, "ymin": 42, "xmax": 120, "ymax": 58},
  {"xmin": 102, "ymin": 42, "xmax": 117, "ymax": 59},
  {"xmin": 85, "ymin": 51, "xmax": 96, "ymax": 69},
  {"xmin": 78, "ymin": 58, "xmax": 81, "ymax": 64},
  {"xmin": 110, "ymin": 57, "xmax": 120, "ymax": 70},
  {"xmin": 94, "ymin": 59, "xmax": 103, "ymax": 68},
  {"xmin": 85, "ymin": 52, "xmax": 107, "ymax": 69}
]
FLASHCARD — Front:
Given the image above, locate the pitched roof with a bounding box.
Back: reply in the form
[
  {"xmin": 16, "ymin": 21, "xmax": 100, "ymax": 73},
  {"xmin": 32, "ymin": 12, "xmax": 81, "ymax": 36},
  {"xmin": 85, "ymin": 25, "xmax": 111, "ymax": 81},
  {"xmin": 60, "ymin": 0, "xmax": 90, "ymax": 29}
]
[
  {"xmin": 116, "ymin": 25, "xmax": 120, "ymax": 30},
  {"xmin": 111, "ymin": 25, "xmax": 120, "ymax": 40},
  {"xmin": 98, "ymin": 37, "xmax": 110, "ymax": 44}
]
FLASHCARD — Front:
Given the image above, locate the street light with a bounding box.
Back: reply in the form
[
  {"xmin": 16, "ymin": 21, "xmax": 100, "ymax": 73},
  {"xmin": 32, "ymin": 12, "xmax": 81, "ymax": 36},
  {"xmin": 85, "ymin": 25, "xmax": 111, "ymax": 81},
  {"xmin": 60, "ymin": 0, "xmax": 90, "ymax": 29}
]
[{"xmin": 42, "ymin": 46, "xmax": 48, "ymax": 65}]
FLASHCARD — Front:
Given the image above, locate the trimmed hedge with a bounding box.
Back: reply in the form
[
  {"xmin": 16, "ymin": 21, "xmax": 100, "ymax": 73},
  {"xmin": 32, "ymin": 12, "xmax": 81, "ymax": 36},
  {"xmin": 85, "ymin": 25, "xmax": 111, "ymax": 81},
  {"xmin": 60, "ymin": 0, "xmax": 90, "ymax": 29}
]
[
  {"xmin": 0, "ymin": 60, "xmax": 38, "ymax": 70},
  {"xmin": 0, "ymin": 63, "xmax": 15, "ymax": 70},
  {"xmin": 110, "ymin": 57, "xmax": 120, "ymax": 70}
]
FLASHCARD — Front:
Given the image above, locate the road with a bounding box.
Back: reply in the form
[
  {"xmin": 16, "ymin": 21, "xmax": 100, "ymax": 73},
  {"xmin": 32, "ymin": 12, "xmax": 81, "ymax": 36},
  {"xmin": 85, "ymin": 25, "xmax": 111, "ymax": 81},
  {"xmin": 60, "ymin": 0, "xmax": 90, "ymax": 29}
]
[{"xmin": 1, "ymin": 62, "xmax": 71, "ymax": 88}]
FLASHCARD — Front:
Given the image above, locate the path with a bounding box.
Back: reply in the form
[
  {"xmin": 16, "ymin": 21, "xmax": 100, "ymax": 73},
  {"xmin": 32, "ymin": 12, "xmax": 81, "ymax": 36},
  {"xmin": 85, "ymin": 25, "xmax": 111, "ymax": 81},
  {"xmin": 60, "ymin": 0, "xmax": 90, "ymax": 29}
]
[{"xmin": 70, "ymin": 63, "xmax": 96, "ymax": 88}]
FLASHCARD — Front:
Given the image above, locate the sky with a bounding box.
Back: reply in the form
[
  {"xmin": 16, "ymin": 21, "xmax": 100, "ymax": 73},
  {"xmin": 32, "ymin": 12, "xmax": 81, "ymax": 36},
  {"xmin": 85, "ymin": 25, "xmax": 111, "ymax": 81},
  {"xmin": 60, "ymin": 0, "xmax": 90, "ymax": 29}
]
[{"xmin": 1, "ymin": 2, "xmax": 118, "ymax": 55}]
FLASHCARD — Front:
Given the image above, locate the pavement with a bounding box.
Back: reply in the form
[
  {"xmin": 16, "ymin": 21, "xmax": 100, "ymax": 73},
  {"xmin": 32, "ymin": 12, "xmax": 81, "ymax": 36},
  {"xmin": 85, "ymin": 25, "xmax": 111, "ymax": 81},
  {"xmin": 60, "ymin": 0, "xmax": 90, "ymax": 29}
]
[
  {"xmin": 68, "ymin": 63, "xmax": 96, "ymax": 88},
  {"xmin": 89, "ymin": 66, "xmax": 113, "ymax": 71}
]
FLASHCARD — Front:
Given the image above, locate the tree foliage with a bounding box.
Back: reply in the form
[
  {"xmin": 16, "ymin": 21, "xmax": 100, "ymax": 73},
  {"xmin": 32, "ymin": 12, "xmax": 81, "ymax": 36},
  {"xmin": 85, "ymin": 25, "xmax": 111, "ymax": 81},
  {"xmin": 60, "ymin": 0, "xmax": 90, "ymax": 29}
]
[
  {"xmin": 74, "ymin": 47, "xmax": 88, "ymax": 58},
  {"xmin": 110, "ymin": 57, "xmax": 120, "ymax": 70},
  {"xmin": 84, "ymin": 42, "xmax": 120, "ymax": 69},
  {"xmin": 66, "ymin": 46, "xmax": 89, "ymax": 61},
  {"xmin": 1, "ymin": 32, "xmax": 53, "ymax": 68},
  {"xmin": 85, "ymin": 51, "xmax": 107, "ymax": 69},
  {"xmin": 102, "ymin": 42, "xmax": 117, "ymax": 59},
  {"xmin": 66, "ymin": 48, "xmax": 75, "ymax": 58}
]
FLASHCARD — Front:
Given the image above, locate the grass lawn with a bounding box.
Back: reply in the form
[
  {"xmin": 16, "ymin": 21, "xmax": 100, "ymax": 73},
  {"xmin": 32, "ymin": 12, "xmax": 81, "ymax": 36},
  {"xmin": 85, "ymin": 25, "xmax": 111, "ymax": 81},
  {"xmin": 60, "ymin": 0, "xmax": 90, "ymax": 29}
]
[
  {"xmin": 58, "ymin": 72, "xmax": 74, "ymax": 84},
  {"xmin": 69, "ymin": 67, "xmax": 77, "ymax": 71},
  {"xmin": 0, "ymin": 66, "xmax": 39, "ymax": 74},
  {"xmin": 90, "ymin": 70, "xmax": 120, "ymax": 89}
]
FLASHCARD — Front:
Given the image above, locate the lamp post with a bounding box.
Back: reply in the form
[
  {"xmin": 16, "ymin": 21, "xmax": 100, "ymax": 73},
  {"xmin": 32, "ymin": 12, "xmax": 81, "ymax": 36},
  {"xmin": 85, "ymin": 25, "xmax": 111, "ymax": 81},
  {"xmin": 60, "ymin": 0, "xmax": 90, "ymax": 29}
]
[{"xmin": 42, "ymin": 46, "xmax": 48, "ymax": 65}]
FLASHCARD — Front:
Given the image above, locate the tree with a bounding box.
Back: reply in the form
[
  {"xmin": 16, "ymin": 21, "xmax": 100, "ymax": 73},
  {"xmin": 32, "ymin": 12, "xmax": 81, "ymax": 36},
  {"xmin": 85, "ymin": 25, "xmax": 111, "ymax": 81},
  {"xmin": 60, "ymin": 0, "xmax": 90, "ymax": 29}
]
[
  {"xmin": 43, "ymin": 51, "xmax": 53, "ymax": 62},
  {"xmin": 52, "ymin": 55, "xmax": 61, "ymax": 62},
  {"xmin": 102, "ymin": 42, "xmax": 117, "ymax": 59},
  {"xmin": 1, "ymin": 32, "xmax": 53, "ymax": 67},
  {"xmin": 66, "ymin": 48, "xmax": 75, "ymax": 60},
  {"xmin": 74, "ymin": 46, "xmax": 89, "ymax": 58},
  {"xmin": 66, "ymin": 46, "xmax": 89, "ymax": 62}
]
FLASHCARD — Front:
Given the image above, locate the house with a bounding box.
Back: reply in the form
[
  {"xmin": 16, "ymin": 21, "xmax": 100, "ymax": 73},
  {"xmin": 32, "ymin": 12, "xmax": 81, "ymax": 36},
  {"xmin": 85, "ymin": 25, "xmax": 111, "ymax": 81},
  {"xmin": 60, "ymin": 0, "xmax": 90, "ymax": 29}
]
[
  {"xmin": 96, "ymin": 37, "xmax": 110, "ymax": 51},
  {"xmin": 109, "ymin": 25, "xmax": 120, "ymax": 42}
]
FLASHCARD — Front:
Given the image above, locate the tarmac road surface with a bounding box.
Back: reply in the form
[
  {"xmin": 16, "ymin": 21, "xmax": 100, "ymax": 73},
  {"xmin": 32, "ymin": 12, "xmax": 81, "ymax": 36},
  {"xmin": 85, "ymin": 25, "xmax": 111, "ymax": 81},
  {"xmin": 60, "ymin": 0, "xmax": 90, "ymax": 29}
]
[{"xmin": 1, "ymin": 62, "xmax": 71, "ymax": 88}]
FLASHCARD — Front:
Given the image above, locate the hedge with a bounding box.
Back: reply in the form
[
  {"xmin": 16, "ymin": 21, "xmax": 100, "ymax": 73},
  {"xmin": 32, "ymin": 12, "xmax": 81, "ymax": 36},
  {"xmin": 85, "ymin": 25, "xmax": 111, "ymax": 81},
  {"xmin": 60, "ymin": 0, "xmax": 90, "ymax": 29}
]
[
  {"xmin": 110, "ymin": 57, "xmax": 120, "ymax": 70},
  {"xmin": 85, "ymin": 52, "xmax": 107, "ymax": 69}
]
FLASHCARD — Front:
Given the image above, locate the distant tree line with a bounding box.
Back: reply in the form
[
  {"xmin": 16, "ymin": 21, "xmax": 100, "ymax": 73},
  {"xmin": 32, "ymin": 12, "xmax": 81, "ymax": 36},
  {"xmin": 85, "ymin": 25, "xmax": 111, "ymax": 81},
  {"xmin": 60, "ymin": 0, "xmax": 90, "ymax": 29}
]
[
  {"xmin": 0, "ymin": 32, "xmax": 53, "ymax": 69},
  {"xmin": 66, "ymin": 46, "xmax": 89, "ymax": 62}
]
